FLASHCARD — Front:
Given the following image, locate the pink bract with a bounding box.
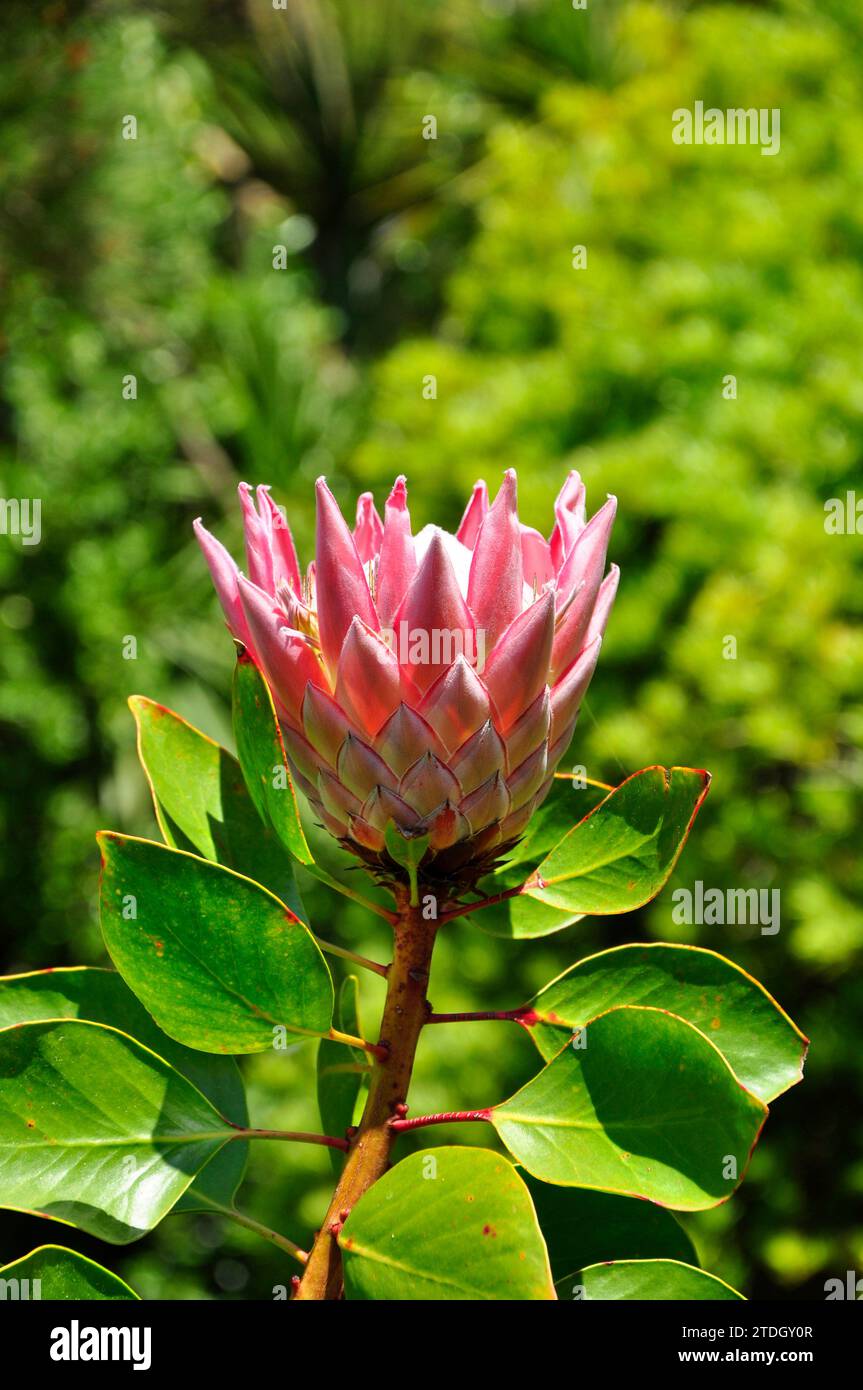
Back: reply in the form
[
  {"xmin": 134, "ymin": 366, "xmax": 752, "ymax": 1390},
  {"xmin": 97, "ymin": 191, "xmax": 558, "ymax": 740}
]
[{"xmin": 196, "ymin": 471, "xmax": 617, "ymax": 887}]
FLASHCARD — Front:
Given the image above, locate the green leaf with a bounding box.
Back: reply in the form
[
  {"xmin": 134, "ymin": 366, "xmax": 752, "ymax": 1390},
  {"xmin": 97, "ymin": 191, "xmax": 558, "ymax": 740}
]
[
  {"xmin": 498, "ymin": 774, "xmax": 613, "ymax": 876},
  {"xmin": 472, "ymin": 891, "xmax": 574, "ymax": 941},
  {"xmin": 316, "ymin": 975, "xmax": 370, "ymax": 1174},
  {"xmin": 129, "ymin": 694, "xmax": 303, "ymax": 905},
  {"xmin": 522, "ymin": 1176, "xmax": 698, "ymax": 1285},
  {"xmin": 470, "ymin": 777, "xmax": 610, "ymax": 938},
  {"xmin": 0, "ymin": 967, "xmax": 247, "ymax": 1211},
  {"xmin": 531, "ymin": 765, "xmax": 711, "ymax": 915},
  {"xmin": 384, "ymin": 824, "xmax": 430, "ymax": 906},
  {"xmin": 98, "ymin": 833, "xmax": 333, "ymax": 1054},
  {"xmin": 490, "ymin": 1006, "xmax": 766, "ymax": 1210},
  {"xmin": 562, "ymin": 1258, "xmax": 744, "ymax": 1301},
  {"xmin": 0, "ymin": 1020, "xmax": 236, "ymax": 1242},
  {"xmin": 527, "ymin": 943, "xmax": 806, "ymax": 1103},
  {"xmin": 0, "ymin": 1245, "xmax": 140, "ymax": 1300},
  {"xmin": 472, "ymin": 766, "xmax": 711, "ymax": 939},
  {"xmin": 340, "ymin": 1148, "xmax": 555, "ymax": 1301},
  {"xmin": 232, "ymin": 651, "xmax": 312, "ymax": 864}
]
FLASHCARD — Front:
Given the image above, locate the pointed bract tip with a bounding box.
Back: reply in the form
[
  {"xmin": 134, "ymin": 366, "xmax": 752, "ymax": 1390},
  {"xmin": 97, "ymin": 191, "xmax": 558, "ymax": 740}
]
[
  {"xmin": 494, "ymin": 469, "xmax": 518, "ymax": 508},
  {"xmin": 315, "ymin": 476, "xmax": 348, "ymax": 526},
  {"xmin": 556, "ymin": 469, "xmax": 584, "ymax": 504},
  {"xmin": 388, "ymin": 475, "xmax": 408, "ymax": 507},
  {"xmin": 425, "ymin": 525, "xmax": 447, "ymax": 553},
  {"xmin": 193, "ymin": 516, "xmax": 219, "ymax": 545}
]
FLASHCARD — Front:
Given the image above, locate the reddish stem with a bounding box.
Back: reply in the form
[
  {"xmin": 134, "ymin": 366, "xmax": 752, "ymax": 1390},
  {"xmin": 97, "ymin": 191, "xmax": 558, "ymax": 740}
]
[
  {"xmin": 389, "ymin": 1109, "xmax": 493, "ymax": 1133},
  {"xmin": 438, "ymin": 876, "xmax": 542, "ymax": 924},
  {"xmin": 232, "ymin": 1127, "xmax": 350, "ymax": 1152},
  {"xmin": 426, "ymin": 1006, "xmax": 534, "ymax": 1025}
]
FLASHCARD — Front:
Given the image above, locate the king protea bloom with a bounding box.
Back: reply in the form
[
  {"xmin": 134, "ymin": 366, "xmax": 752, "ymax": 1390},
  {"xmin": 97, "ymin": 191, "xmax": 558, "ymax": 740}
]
[{"xmin": 195, "ymin": 471, "xmax": 617, "ymax": 889}]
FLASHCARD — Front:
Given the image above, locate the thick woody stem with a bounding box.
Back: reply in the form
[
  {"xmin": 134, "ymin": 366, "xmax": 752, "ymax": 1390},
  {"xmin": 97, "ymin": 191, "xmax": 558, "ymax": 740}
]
[{"xmin": 293, "ymin": 888, "xmax": 436, "ymax": 1301}]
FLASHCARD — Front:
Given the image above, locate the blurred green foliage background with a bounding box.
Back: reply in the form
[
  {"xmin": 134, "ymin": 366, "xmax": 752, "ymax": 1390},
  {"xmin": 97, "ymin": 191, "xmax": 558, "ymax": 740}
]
[{"xmin": 1, "ymin": 0, "xmax": 861, "ymax": 1300}]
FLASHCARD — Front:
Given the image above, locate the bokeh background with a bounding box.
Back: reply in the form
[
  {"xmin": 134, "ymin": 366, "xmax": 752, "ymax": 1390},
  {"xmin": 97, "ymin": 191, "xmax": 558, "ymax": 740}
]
[{"xmin": 1, "ymin": 0, "xmax": 861, "ymax": 1300}]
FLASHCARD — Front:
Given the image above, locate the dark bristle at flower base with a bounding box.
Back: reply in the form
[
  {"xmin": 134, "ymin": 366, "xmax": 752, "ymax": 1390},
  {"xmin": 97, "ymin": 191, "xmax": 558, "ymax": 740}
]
[{"xmin": 345, "ymin": 828, "xmax": 528, "ymax": 898}]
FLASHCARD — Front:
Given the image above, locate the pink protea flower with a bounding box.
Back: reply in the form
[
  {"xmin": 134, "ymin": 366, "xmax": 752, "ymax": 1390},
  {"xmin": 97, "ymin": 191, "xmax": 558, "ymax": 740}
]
[{"xmin": 195, "ymin": 472, "xmax": 617, "ymax": 889}]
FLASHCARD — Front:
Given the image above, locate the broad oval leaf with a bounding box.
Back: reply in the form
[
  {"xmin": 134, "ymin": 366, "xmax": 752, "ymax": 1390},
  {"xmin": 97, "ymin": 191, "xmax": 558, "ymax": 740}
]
[
  {"xmin": 532, "ymin": 766, "xmax": 711, "ymax": 915},
  {"xmin": 491, "ymin": 1006, "xmax": 766, "ymax": 1210},
  {"xmin": 129, "ymin": 694, "xmax": 304, "ymax": 905},
  {"xmin": 340, "ymin": 1148, "xmax": 555, "ymax": 1301},
  {"xmin": 0, "ymin": 1245, "xmax": 140, "ymax": 1300},
  {"xmin": 563, "ymin": 1258, "xmax": 744, "ymax": 1301},
  {"xmin": 502, "ymin": 775, "xmax": 614, "ymax": 868},
  {"xmin": 470, "ymin": 777, "xmax": 610, "ymax": 938},
  {"xmin": 0, "ymin": 1020, "xmax": 235, "ymax": 1242},
  {"xmin": 316, "ymin": 976, "xmax": 370, "ymax": 1175},
  {"xmin": 473, "ymin": 767, "xmax": 710, "ymax": 939},
  {"xmin": 232, "ymin": 651, "xmax": 311, "ymax": 864},
  {"xmin": 522, "ymin": 1176, "xmax": 697, "ymax": 1285},
  {"xmin": 98, "ymin": 833, "xmax": 333, "ymax": 1054},
  {"xmin": 526, "ymin": 944, "xmax": 807, "ymax": 1103},
  {"xmin": 0, "ymin": 967, "xmax": 248, "ymax": 1211}
]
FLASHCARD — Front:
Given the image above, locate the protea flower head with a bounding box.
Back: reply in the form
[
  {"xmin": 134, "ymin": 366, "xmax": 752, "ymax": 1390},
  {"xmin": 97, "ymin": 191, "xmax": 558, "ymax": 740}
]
[{"xmin": 195, "ymin": 471, "xmax": 617, "ymax": 892}]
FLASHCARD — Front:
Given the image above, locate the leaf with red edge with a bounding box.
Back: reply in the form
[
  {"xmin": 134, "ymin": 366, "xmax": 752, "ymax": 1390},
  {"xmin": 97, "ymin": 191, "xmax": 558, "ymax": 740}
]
[
  {"xmin": 340, "ymin": 1148, "xmax": 555, "ymax": 1301},
  {"xmin": 0, "ymin": 965, "xmax": 248, "ymax": 1211},
  {"xmin": 129, "ymin": 694, "xmax": 304, "ymax": 909},
  {"xmin": 232, "ymin": 652, "xmax": 312, "ymax": 865},
  {"xmin": 0, "ymin": 1020, "xmax": 236, "ymax": 1243},
  {"xmin": 525, "ymin": 943, "xmax": 807, "ymax": 1103},
  {"xmin": 98, "ymin": 833, "xmax": 332, "ymax": 1054},
  {"xmin": 0, "ymin": 1245, "xmax": 140, "ymax": 1299},
  {"xmin": 490, "ymin": 1005, "xmax": 766, "ymax": 1210},
  {"xmin": 561, "ymin": 1258, "xmax": 744, "ymax": 1301},
  {"xmin": 472, "ymin": 766, "xmax": 711, "ymax": 939}
]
